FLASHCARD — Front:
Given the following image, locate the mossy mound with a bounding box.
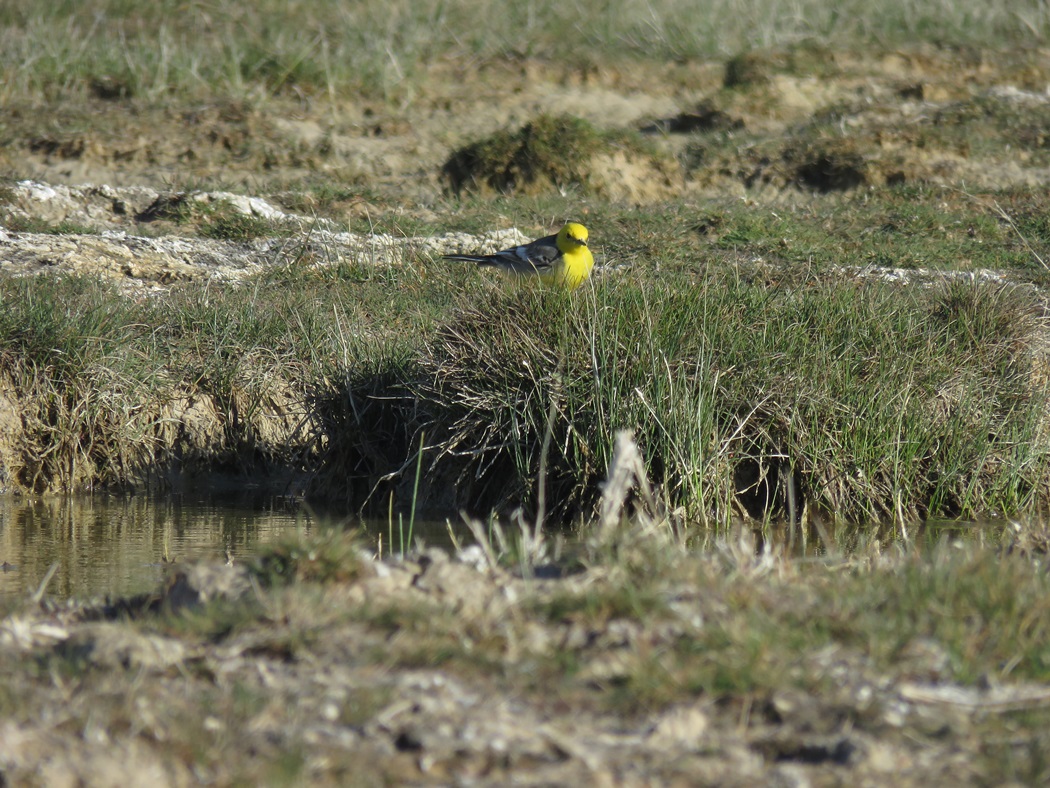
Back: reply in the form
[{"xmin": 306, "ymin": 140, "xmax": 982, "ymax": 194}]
[
  {"xmin": 442, "ymin": 114, "xmax": 679, "ymax": 201},
  {"xmin": 723, "ymin": 41, "xmax": 840, "ymax": 89}
]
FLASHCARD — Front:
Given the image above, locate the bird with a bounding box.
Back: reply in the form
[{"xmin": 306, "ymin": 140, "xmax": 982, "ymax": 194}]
[{"xmin": 444, "ymin": 221, "xmax": 594, "ymax": 289}]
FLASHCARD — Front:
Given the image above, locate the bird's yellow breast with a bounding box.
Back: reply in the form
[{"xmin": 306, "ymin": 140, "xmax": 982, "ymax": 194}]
[{"xmin": 553, "ymin": 222, "xmax": 594, "ymax": 289}]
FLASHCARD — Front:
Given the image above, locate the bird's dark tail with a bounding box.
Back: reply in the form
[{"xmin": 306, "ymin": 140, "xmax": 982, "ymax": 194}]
[{"xmin": 443, "ymin": 254, "xmax": 494, "ymax": 265}]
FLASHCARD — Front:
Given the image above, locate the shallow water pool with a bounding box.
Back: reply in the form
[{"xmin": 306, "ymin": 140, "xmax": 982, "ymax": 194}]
[{"xmin": 0, "ymin": 495, "xmax": 454, "ymax": 601}]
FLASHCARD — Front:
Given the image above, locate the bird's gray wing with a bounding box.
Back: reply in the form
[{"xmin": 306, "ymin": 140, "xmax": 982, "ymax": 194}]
[{"xmin": 490, "ymin": 233, "xmax": 563, "ymax": 274}]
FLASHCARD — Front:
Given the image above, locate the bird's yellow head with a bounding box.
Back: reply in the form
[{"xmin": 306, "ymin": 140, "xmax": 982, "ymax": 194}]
[{"xmin": 559, "ymin": 221, "xmax": 589, "ymax": 249}]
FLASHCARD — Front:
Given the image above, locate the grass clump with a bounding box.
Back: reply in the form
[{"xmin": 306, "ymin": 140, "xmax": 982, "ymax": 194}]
[
  {"xmin": 0, "ymin": 244, "xmax": 476, "ymax": 496},
  {"xmin": 442, "ymin": 114, "xmax": 666, "ymax": 197},
  {"xmin": 2, "ymin": 216, "xmax": 1048, "ymax": 527},
  {"xmin": 0, "ymin": 273, "xmax": 315, "ymax": 491},
  {"xmin": 723, "ymin": 41, "xmax": 839, "ymax": 88},
  {"xmin": 407, "ymin": 273, "xmax": 1050, "ymax": 525},
  {"xmin": 251, "ymin": 529, "xmax": 368, "ymax": 586},
  {"xmin": 443, "ymin": 115, "xmax": 603, "ymax": 196},
  {"xmin": 197, "ymin": 207, "xmax": 282, "ymax": 242},
  {"xmin": 140, "ymin": 193, "xmax": 289, "ymax": 240},
  {"xmin": 0, "ymin": 276, "xmax": 162, "ymax": 491}
]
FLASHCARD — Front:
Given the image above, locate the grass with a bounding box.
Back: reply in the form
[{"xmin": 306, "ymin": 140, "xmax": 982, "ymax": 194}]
[
  {"xmin": 615, "ymin": 189, "xmax": 1050, "ymax": 281},
  {"xmin": 0, "ymin": 276, "xmax": 161, "ymax": 491},
  {"xmin": 2, "ymin": 1, "xmax": 1050, "ymax": 105},
  {"xmin": 0, "ymin": 216, "xmax": 100, "ymax": 235},
  {"xmin": 406, "ymin": 270, "xmax": 1049, "ymax": 524},
  {"xmin": 0, "ymin": 230, "xmax": 481, "ymax": 494},
  {"xmin": 250, "ymin": 527, "xmax": 368, "ymax": 586},
  {"xmin": 162, "ymin": 194, "xmax": 291, "ymax": 241}
]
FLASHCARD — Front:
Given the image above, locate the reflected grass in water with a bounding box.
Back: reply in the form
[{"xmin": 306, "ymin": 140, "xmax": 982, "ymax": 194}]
[
  {"xmin": 0, "ymin": 489, "xmax": 1030, "ymax": 602},
  {"xmin": 0, "ymin": 495, "xmax": 460, "ymax": 601},
  {"xmin": 0, "ymin": 496, "xmax": 316, "ymax": 600}
]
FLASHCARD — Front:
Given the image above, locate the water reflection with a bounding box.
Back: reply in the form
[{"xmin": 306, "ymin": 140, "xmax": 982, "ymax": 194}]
[
  {"xmin": 766, "ymin": 515, "xmax": 1005, "ymax": 557},
  {"xmin": 0, "ymin": 496, "xmax": 459, "ymax": 601},
  {"xmin": 0, "ymin": 495, "xmax": 318, "ymax": 601},
  {"xmin": 1, "ymin": 493, "xmax": 1005, "ymax": 603}
]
